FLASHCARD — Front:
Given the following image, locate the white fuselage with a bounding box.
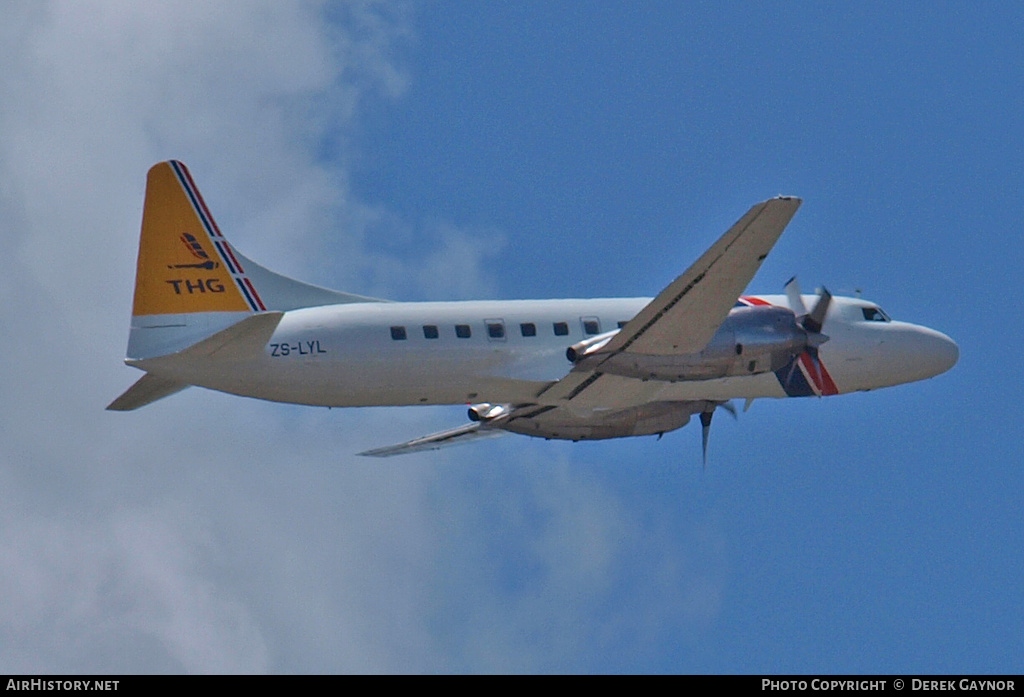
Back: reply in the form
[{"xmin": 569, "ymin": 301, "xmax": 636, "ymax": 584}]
[
  {"xmin": 139, "ymin": 294, "xmax": 958, "ymax": 409},
  {"xmin": 113, "ymin": 165, "xmax": 958, "ymax": 454}
]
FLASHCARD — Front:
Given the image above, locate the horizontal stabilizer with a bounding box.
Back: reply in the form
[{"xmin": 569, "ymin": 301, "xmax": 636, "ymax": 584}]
[
  {"xmin": 111, "ymin": 311, "xmax": 285, "ymax": 410},
  {"xmin": 358, "ymin": 422, "xmax": 505, "ymax": 457},
  {"xmin": 131, "ymin": 311, "xmax": 285, "ymax": 371},
  {"xmin": 106, "ymin": 373, "xmax": 189, "ymax": 411},
  {"xmin": 175, "ymin": 310, "xmax": 284, "ymax": 360}
]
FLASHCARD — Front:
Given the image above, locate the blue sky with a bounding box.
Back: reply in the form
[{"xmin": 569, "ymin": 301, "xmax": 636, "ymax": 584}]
[{"xmin": 0, "ymin": 1, "xmax": 1020, "ymax": 674}]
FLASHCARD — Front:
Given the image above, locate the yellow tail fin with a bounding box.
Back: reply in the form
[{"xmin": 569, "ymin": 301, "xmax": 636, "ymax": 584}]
[
  {"xmin": 113, "ymin": 161, "xmax": 388, "ymax": 407},
  {"xmin": 122, "ymin": 161, "xmax": 384, "ymax": 363},
  {"xmin": 131, "ymin": 161, "xmax": 264, "ymax": 316}
]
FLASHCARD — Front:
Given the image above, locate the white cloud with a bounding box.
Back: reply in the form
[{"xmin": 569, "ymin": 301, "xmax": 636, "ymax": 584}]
[
  {"xmin": 0, "ymin": 0, "xmax": 435, "ymax": 673},
  {"xmin": 0, "ymin": 1, "xmax": 723, "ymax": 673},
  {"xmin": 424, "ymin": 448, "xmax": 727, "ymax": 672}
]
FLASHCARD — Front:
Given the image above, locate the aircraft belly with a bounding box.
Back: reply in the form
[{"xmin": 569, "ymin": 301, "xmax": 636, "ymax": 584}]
[
  {"xmin": 667, "ymin": 372, "xmax": 788, "ymax": 400},
  {"xmin": 174, "ymin": 347, "xmax": 547, "ymax": 408},
  {"xmin": 560, "ymin": 371, "xmax": 787, "ymax": 411}
]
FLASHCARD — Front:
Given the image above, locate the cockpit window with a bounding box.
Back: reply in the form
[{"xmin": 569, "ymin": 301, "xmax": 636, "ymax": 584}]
[{"xmin": 862, "ymin": 306, "xmax": 891, "ymax": 322}]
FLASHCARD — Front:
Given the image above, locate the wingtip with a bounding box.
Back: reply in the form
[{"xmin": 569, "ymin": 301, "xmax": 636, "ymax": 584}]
[{"xmin": 772, "ymin": 196, "xmax": 803, "ymax": 210}]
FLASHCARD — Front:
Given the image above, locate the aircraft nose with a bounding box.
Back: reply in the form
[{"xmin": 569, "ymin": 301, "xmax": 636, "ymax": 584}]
[{"xmin": 915, "ymin": 326, "xmax": 959, "ymax": 379}]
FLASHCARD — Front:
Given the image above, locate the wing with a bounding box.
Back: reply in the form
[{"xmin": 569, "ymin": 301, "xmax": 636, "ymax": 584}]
[
  {"xmin": 605, "ymin": 196, "xmax": 801, "ymax": 355},
  {"xmin": 357, "ymin": 422, "xmax": 507, "ymax": 457},
  {"xmin": 537, "ymin": 196, "xmax": 801, "ymax": 405}
]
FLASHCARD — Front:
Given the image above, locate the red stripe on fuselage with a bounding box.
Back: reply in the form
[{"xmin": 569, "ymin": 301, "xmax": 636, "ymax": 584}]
[
  {"xmin": 818, "ymin": 361, "xmax": 839, "ymax": 395},
  {"xmin": 798, "ymin": 352, "xmax": 839, "ymax": 396}
]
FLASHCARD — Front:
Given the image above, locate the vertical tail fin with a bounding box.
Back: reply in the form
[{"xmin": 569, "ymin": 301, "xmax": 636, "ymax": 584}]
[
  {"xmin": 112, "ymin": 160, "xmax": 384, "ymax": 409},
  {"xmin": 132, "ymin": 160, "xmax": 265, "ymax": 317},
  {"xmin": 125, "ymin": 160, "xmax": 383, "ymax": 362}
]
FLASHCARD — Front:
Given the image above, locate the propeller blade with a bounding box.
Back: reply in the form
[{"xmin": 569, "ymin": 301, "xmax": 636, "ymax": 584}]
[
  {"xmin": 804, "ymin": 346, "xmax": 823, "ymax": 386},
  {"xmin": 699, "ymin": 411, "xmax": 713, "ymax": 469},
  {"xmin": 784, "ymin": 276, "xmax": 808, "ymax": 316},
  {"xmin": 782, "ymin": 357, "xmax": 801, "ymax": 390},
  {"xmin": 803, "ymin": 287, "xmax": 832, "ymax": 334}
]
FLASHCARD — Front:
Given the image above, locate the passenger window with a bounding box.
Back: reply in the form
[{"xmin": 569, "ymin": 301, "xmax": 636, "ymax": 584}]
[
  {"xmin": 455, "ymin": 324, "xmax": 472, "ymax": 338},
  {"xmin": 582, "ymin": 318, "xmax": 601, "ymax": 335},
  {"xmin": 423, "ymin": 325, "xmax": 439, "ymax": 339},
  {"xmin": 520, "ymin": 322, "xmax": 537, "ymax": 337},
  {"xmin": 862, "ymin": 307, "xmax": 891, "ymax": 322},
  {"xmin": 486, "ymin": 321, "xmax": 506, "ymax": 340},
  {"xmin": 390, "ymin": 326, "xmax": 407, "ymax": 340},
  {"xmin": 553, "ymin": 322, "xmax": 569, "ymax": 336}
]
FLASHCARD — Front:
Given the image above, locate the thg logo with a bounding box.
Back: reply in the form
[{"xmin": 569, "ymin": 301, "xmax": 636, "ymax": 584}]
[{"xmin": 165, "ymin": 278, "xmax": 226, "ymax": 294}]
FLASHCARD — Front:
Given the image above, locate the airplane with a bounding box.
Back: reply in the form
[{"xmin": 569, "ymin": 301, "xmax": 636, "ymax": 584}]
[{"xmin": 108, "ymin": 161, "xmax": 959, "ymax": 461}]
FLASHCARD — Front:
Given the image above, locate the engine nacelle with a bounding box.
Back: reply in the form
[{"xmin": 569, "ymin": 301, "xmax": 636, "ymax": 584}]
[
  {"xmin": 500, "ymin": 400, "xmax": 710, "ymax": 441},
  {"xmin": 592, "ymin": 305, "xmax": 814, "ymax": 382}
]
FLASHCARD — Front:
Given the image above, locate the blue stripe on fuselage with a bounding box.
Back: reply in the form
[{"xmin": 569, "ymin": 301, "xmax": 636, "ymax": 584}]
[{"xmin": 775, "ymin": 356, "xmax": 816, "ymax": 397}]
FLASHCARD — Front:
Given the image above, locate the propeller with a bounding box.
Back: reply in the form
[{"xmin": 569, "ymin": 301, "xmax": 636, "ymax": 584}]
[
  {"xmin": 696, "ymin": 279, "xmax": 833, "ymax": 464},
  {"xmin": 784, "ymin": 276, "xmax": 832, "ymax": 334},
  {"xmin": 782, "ymin": 277, "xmax": 833, "ymax": 390},
  {"xmin": 699, "ymin": 401, "xmax": 738, "ymax": 469}
]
